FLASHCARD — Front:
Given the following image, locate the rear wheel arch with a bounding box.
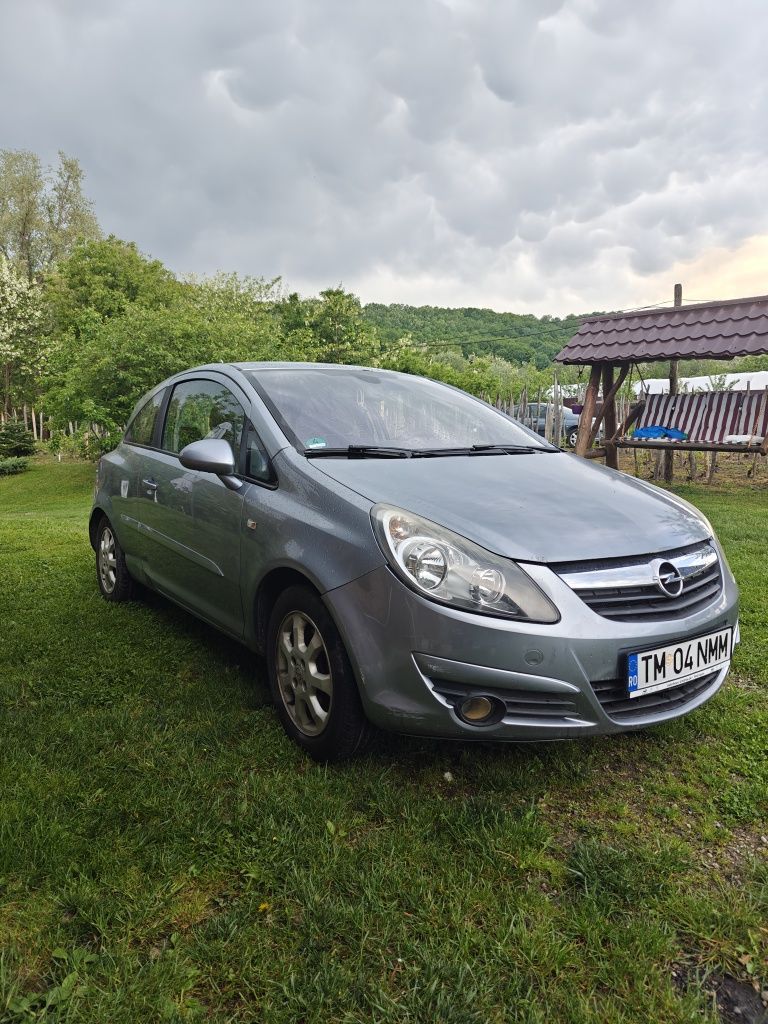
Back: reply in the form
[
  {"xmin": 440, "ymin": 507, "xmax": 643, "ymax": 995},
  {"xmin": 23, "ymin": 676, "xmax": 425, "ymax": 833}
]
[{"xmin": 89, "ymin": 507, "xmax": 108, "ymax": 550}]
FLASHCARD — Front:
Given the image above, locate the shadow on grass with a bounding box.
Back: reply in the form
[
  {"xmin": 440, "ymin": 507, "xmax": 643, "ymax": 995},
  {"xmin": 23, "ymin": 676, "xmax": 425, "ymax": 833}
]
[
  {"xmin": 128, "ymin": 582, "xmax": 702, "ymax": 782},
  {"xmin": 137, "ymin": 586, "xmax": 271, "ymax": 709}
]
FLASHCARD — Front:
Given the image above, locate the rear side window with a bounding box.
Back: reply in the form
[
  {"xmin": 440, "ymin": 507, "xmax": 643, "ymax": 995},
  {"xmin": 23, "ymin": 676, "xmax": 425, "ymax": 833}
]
[
  {"xmin": 125, "ymin": 391, "xmax": 164, "ymax": 447},
  {"xmin": 162, "ymin": 379, "xmax": 246, "ymax": 455}
]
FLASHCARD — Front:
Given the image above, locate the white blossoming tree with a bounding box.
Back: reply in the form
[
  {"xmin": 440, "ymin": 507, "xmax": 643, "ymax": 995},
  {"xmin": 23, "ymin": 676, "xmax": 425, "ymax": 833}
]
[{"xmin": 0, "ymin": 255, "xmax": 43, "ymax": 416}]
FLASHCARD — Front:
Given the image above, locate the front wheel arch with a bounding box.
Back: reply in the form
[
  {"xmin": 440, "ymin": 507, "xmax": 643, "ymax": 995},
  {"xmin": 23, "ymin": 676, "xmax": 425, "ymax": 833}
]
[
  {"xmin": 265, "ymin": 583, "xmax": 372, "ymax": 761},
  {"xmin": 250, "ymin": 569, "xmax": 368, "ymax": 712},
  {"xmin": 253, "ymin": 567, "xmax": 321, "ymax": 656}
]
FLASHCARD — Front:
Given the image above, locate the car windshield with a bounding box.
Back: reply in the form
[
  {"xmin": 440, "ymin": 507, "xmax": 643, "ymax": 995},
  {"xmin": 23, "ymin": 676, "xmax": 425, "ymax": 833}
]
[{"xmin": 247, "ymin": 367, "xmax": 551, "ymax": 453}]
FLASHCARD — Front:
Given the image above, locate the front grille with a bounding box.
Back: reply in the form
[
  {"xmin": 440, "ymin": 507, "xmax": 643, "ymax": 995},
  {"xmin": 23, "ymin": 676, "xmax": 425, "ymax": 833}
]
[
  {"xmin": 431, "ymin": 680, "xmax": 582, "ymax": 723},
  {"xmin": 576, "ymin": 562, "xmax": 721, "ymax": 621},
  {"xmin": 557, "ymin": 542, "xmax": 723, "ymax": 622},
  {"xmin": 591, "ymin": 669, "xmax": 720, "ymax": 723}
]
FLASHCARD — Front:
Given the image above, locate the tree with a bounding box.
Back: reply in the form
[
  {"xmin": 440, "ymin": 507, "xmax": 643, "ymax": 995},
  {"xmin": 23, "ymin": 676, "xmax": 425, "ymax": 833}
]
[
  {"xmin": 295, "ymin": 287, "xmax": 380, "ymax": 364},
  {"xmin": 0, "ymin": 419, "xmax": 35, "ymax": 456},
  {"xmin": 45, "ymin": 273, "xmax": 287, "ymax": 428},
  {"xmin": 45, "ymin": 236, "xmax": 179, "ymax": 338},
  {"xmin": 0, "ymin": 150, "xmax": 100, "ymax": 281},
  {"xmin": 0, "ymin": 255, "xmax": 43, "ymax": 415}
]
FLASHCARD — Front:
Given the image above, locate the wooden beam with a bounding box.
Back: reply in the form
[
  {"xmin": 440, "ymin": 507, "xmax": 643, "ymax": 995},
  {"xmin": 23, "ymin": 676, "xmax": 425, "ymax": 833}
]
[
  {"xmin": 753, "ymin": 387, "xmax": 768, "ymax": 455},
  {"xmin": 584, "ymin": 447, "xmax": 607, "ymax": 460},
  {"xmin": 616, "ymin": 439, "xmax": 767, "ymax": 453},
  {"xmin": 602, "ymin": 364, "xmax": 618, "ymax": 469},
  {"xmin": 585, "ymin": 362, "xmax": 630, "ymax": 450},
  {"xmin": 610, "ymin": 400, "xmax": 644, "ymax": 444},
  {"xmin": 575, "ymin": 364, "xmax": 601, "ymax": 458},
  {"xmin": 664, "ymin": 284, "xmax": 683, "ymax": 483}
]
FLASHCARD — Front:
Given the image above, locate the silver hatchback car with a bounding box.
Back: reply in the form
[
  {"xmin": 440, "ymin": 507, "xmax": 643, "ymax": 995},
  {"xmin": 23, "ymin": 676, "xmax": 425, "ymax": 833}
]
[{"xmin": 91, "ymin": 362, "xmax": 739, "ymax": 760}]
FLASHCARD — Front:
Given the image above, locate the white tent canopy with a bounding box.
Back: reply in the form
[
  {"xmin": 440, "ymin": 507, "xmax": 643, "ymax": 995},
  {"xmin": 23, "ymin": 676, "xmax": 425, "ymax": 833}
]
[{"xmin": 633, "ymin": 370, "xmax": 768, "ymax": 396}]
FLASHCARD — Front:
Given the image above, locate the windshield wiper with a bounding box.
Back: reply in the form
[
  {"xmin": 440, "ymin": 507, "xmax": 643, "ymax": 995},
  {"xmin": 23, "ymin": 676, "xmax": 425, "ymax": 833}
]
[
  {"xmin": 469, "ymin": 444, "xmax": 559, "ymax": 454},
  {"xmin": 303, "ymin": 445, "xmax": 414, "ymax": 459},
  {"xmin": 303, "ymin": 443, "xmax": 560, "ymax": 459},
  {"xmin": 409, "ymin": 445, "xmax": 559, "ymax": 457}
]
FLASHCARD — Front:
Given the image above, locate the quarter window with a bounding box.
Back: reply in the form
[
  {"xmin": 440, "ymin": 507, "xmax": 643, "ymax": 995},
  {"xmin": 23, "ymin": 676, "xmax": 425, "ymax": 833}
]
[
  {"xmin": 162, "ymin": 379, "xmax": 246, "ymax": 457},
  {"xmin": 245, "ymin": 423, "xmax": 273, "ymax": 483},
  {"xmin": 125, "ymin": 390, "xmax": 164, "ymax": 447}
]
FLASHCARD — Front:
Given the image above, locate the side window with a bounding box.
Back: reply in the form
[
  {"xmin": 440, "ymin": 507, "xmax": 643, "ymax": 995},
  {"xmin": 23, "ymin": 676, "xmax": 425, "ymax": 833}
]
[
  {"xmin": 244, "ymin": 422, "xmax": 273, "ymax": 483},
  {"xmin": 162, "ymin": 379, "xmax": 246, "ymax": 457},
  {"xmin": 125, "ymin": 390, "xmax": 164, "ymax": 447}
]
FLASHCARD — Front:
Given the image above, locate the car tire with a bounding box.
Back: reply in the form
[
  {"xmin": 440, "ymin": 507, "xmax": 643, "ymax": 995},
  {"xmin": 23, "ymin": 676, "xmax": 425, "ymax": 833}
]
[
  {"xmin": 266, "ymin": 584, "xmax": 372, "ymax": 762},
  {"xmin": 96, "ymin": 516, "xmax": 136, "ymax": 602},
  {"xmin": 567, "ymin": 428, "xmax": 579, "ymax": 448}
]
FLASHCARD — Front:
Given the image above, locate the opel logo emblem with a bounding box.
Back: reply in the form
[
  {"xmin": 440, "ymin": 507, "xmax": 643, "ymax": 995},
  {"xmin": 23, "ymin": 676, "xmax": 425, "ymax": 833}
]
[{"xmin": 654, "ymin": 560, "xmax": 684, "ymax": 598}]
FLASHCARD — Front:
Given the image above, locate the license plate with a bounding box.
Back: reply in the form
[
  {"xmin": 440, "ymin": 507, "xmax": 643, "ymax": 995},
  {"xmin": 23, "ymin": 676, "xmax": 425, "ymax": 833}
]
[{"xmin": 627, "ymin": 627, "xmax": 732, "ymax": 698}]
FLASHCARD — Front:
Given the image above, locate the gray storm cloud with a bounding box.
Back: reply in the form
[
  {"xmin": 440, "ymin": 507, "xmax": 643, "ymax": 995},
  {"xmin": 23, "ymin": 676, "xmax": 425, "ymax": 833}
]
[{"xmin": 1, "ymin": 0, "xmax": 766, "ymax": 313}]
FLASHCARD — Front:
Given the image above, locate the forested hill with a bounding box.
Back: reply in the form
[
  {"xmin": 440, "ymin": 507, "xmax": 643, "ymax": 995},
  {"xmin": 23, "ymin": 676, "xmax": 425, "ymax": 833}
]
[{"xmin": 364, "ymin": 303, "xmax": 585, "ymax": 369}]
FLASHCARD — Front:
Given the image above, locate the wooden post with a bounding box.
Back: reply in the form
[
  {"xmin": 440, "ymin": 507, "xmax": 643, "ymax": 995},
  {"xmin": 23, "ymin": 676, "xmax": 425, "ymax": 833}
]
[
  {"xmin": 602, "ymin": 364, "xmax": 618, "ymax": 469},
  {"xmin": 575, "ymin": 364, "xmax": 602, "ymax": 457},
  {"xmin": 553, "ymin": 370, "xmax": 562, "ymax": 446},
  {"xmin": 586, "ymin": 363, "xmax": 630, "ymax": 449},
  {"xmin": 663, "ymin": 283, "xmax": 683, "ymax": 483}
]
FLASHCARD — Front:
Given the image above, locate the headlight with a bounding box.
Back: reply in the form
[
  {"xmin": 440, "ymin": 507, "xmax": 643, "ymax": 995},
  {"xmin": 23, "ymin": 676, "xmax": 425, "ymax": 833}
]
[{"xmin": 371, "ymin": 505, "xmax": 559, "ymax": 623}]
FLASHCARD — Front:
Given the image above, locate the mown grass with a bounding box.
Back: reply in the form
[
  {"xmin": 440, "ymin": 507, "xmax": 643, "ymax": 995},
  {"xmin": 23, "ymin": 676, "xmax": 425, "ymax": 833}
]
[{"xmin": 1, "ymin": 461, "xmax": 766, "ymax": 1023}]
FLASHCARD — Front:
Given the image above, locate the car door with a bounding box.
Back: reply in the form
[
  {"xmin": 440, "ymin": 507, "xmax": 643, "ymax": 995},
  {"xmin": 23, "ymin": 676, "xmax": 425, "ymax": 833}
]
[
  {"xmin": 137, "ymin": 374, "xmax": 249, "ymax": 636},
  {"xmin": 112, "ymin": 386, "xmax": 169, "ymax": 564}
]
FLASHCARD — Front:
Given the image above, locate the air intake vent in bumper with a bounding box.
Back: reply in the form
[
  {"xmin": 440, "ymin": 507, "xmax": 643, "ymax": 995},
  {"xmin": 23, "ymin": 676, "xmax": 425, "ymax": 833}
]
[{"xmin": 591, "ymin": 669, "xmax": 721, "ymax": 723}]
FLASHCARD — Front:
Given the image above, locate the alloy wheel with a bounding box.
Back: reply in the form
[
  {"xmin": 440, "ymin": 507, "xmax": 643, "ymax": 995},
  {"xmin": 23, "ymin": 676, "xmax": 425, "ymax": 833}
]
[
  {"xmin": 275, "ymin": 611, "xmax": 333, "ymax": 736},
  {"xmin": 99, "ymin": 526, "xmax": 117, "ymax": 594}
]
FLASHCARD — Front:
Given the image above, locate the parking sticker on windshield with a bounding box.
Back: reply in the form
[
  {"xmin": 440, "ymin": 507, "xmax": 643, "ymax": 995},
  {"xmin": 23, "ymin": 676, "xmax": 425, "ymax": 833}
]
[{"xmin": 306, "ymin": 437, "xmax": 327, "ymax": 448}]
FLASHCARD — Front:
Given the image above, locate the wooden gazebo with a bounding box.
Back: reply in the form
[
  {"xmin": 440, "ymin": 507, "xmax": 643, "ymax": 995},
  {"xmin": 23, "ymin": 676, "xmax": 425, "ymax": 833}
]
[{"xmin": 555, "ymin": 289, "xmax": 768, "ymax": 469}]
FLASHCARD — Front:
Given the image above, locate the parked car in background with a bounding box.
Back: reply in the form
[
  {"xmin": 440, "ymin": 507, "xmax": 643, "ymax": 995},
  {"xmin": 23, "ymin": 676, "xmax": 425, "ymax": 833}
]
[
  {"xmin": 522, "ymin": 402, "xmax": 581, "ymax": 447},
  {"xmin": 91, "ymin": 363, "xmax": 739, "ymax": 761}
]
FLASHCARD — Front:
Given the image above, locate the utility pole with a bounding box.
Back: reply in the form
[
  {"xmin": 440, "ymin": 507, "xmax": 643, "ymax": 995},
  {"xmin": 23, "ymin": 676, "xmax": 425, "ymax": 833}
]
[{"xmin": 663, "ymin": 283, "xmax": 682, "ymax": 483}]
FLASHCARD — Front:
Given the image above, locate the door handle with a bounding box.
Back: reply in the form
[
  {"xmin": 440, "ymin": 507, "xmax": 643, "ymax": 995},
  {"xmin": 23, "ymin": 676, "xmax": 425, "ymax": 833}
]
[{"xmin": 142, "ymin": 477, "xmax": 158, "ymax": 491}]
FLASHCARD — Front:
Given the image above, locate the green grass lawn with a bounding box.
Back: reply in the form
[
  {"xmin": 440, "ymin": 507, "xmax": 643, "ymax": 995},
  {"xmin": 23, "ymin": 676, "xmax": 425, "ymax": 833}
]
[{"xmin": 1, "ymin": 461, "xmax": 766, "ymax": 1023}]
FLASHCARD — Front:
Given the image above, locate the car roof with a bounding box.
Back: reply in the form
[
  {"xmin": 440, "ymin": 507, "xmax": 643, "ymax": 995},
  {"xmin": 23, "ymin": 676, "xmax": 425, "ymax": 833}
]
[{"xmin": 229, "ymin": 361, "xmax": 400, "ymax": 373}]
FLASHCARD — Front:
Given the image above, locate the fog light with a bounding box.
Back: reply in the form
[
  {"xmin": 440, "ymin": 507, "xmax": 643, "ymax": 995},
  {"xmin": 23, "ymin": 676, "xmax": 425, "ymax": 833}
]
[{"xmin": 459, "ymin": 696, "xmax": 494, "ymax": 723}]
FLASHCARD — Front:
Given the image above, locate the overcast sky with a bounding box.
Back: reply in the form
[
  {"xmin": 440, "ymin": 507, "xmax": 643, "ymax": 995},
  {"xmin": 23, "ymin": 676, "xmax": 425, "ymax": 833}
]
[{"xmin": 2, "ymin": 0, "xmax": 767, "ymax": 315}]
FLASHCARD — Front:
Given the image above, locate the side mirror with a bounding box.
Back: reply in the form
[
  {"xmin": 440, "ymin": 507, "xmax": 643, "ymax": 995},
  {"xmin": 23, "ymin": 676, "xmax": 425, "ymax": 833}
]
[{"xmin": 179, "ymin": 439, "xmax": 242, "ymax": 491}]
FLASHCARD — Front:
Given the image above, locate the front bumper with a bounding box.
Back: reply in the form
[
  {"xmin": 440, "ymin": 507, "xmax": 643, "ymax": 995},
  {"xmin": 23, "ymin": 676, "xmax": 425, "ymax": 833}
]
[{"xmin": 323, "ymin": 553, "xmax": 739, "ymax": 740}]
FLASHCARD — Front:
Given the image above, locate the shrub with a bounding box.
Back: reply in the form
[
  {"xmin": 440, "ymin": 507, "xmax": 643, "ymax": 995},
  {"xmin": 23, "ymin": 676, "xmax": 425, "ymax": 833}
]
[
  {"xmin": 46, "ymin": 426, "xmax": 120, "ymax": 462},
  {"xmin": 0, "ymin": 420, "xmax": 36, "ymax": 457},
  {"xmin": 0, "ymin": 456, "xmax": 30, "ymax": 476}
]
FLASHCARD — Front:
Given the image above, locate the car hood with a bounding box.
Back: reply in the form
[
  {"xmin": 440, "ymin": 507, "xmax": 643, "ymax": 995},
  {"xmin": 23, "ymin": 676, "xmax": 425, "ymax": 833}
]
[{"xmin": 313, "ymin": 453, "xmax": 710, "ymax": 563}]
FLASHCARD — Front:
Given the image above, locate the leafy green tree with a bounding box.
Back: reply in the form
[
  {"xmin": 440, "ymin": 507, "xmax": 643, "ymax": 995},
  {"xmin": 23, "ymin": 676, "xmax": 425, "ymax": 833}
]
[
  {"xmin": 45, "ymin": 273, "xmax": 287, "ymax": 428},
  {"xmin": 45, "ymin": 237, "xmax": 178, "ymax": 337},
  {"xmin": 0, "ymin": 255, "xmax": 43, "ymax": 414},
  {"xmin": 0, "ymin": 150, "xmax": 100, "ymax": 281},
  {"xmin": 306, "ymin": 288, "xmax": 380, "ymax": 364}
]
